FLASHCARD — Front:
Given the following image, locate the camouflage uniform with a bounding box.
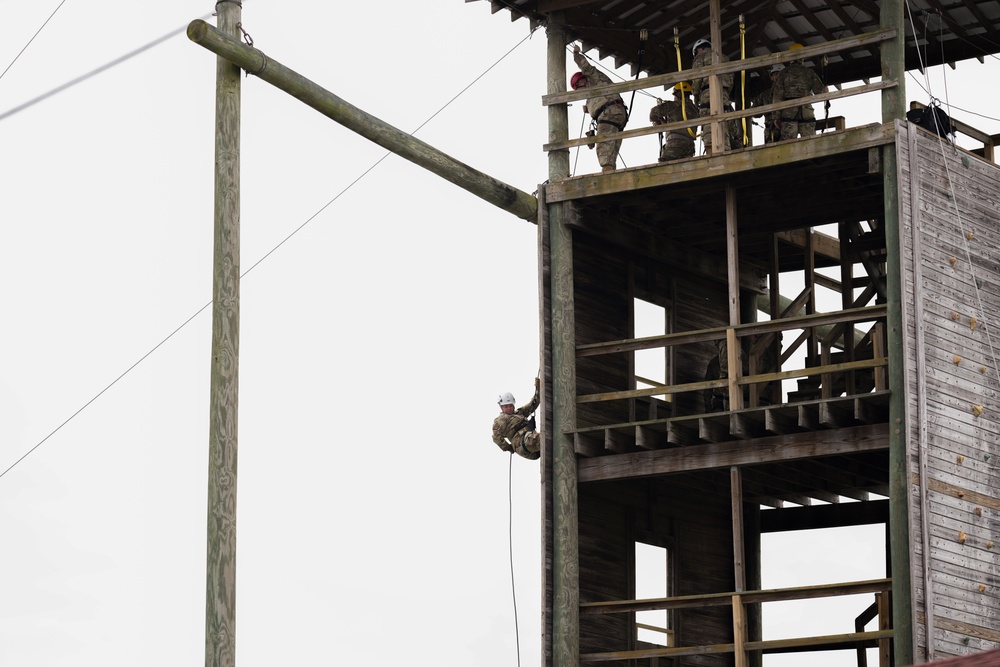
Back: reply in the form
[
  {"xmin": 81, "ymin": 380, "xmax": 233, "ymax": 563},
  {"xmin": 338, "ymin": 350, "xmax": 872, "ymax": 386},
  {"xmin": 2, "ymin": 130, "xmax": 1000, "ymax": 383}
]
[
  {"xmin": 492, "ymin": 390, "xmax": 541, "ymax": 460},
  {"xmin": 751, "ymin": 87, "xmax": 780, "ymax": 144},
  {"xmin": 690, "ymin": 49, "xmax": 742, "ymax": 153},
  {"xmin": 649, "ymin": 95, "xmax": 699, "ymax": 161},
  {"xmin": 574, "ymin": 51, "xmax": 629, "ymax": 171},
  {"xmin": 772, "ymin": 63, "xmax": 826, "ymax": 140}
]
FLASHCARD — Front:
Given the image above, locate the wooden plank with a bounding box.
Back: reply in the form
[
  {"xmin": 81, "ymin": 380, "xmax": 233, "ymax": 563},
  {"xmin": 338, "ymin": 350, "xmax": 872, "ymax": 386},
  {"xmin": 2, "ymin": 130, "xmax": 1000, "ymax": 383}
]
[
  {"xmin": 700, "ymin": 415, "xmax": 732, "ymax": 443},
  {"xmin": 544, "ymin": 124, "xmax": 897, "ymax": 203},
  {"xmin": 765, "ymin": 404, "xmax": 804, "ymax": 435},
  {"xmin": 635, "ymin": 423, "xmax": 665, "ymax": 450},
  {"xmin": 577, "ymin": 305, "xmax": 886, "ymax": 357},
  {"xmin": 542, "ymin": 30, "xmax": 898, "ymax": 107},
  {"xmin": 575, "ymin": 431, "xmax": 606, "ymax": 457},
  {"xmin": 578, "ymin": 424, "xmax": 889, "ymax": 482}
]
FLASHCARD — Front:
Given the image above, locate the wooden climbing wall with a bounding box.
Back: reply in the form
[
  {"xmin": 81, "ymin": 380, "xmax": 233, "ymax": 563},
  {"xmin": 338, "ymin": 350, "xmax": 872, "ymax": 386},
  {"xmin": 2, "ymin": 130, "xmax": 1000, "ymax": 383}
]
[{"xmin": 897, "ymin": 119, "xmax": 1000, "ymax": 660}]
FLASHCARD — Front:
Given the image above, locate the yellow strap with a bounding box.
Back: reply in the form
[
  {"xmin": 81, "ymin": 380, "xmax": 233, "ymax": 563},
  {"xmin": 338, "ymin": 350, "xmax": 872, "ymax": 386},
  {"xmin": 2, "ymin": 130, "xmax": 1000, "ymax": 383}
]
[
  {"xmin": 739, "ymin": 15, "xmax": 748, "ymax": 146},
  {"xmin": 673, "ymin": 28, "xmax": 697, "ymax": 138}
]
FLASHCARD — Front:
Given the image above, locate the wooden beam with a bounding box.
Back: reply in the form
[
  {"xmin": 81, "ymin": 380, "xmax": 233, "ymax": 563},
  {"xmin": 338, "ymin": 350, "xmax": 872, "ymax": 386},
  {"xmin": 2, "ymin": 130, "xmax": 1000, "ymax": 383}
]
[
  {"xmin": 543, "ymin": 80, "xmax": 898, "ymax": 153},
  {"xmin": 759, "ymin": 499, "xmax": 890, "ymax": 532},
  {"xmin": 546, "ymin": 19, "xmax": 579, "ymax": 667},
  {"xmin": 544, "ymin": 123, "xmax": 896, "ymax": 203},
  {"xmin": 186, "ymin": 20, "xmax": 538, "ymax": 222},
  {"xmin": 577, "ymin": 423, "xmax": 889, "ymax": 482},
  {"xmin": 542, "ymin": 30, "xmax": 899, "ymax": 107}
]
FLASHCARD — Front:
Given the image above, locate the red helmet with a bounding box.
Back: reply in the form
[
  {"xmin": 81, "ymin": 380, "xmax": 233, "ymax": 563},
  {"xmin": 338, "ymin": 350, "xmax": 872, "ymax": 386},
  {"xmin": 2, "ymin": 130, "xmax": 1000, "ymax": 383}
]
[{"xmin": 570, "ymin": 71, "xmax": 586, "ymax": 89}]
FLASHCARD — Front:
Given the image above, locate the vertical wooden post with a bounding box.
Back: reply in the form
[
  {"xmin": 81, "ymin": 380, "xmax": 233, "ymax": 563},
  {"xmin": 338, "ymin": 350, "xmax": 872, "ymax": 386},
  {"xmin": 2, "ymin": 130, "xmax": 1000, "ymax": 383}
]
[
  {"xmin": 731, "ymin": 467, "xmax": 747, "ymax": 667},
  {"xmin": 205, "ymin": 2, "xmax": 241, "ymax": 667},
  {"xmin": 879, "ymin": 0, "xmax": 913, "ymax": 659},
  {"xmin": 708, "ymin": 0, "xmax": 725, "ymax": 153},
  {"xmin": 547, "ymin": 15, "xmax": 578, "ymax": 667},
  {"xmin": 878, "ymin": 591, "xmax": 892, "ymax": 667},
  {"xmin": 726, "ymin": 183, "xmax": 743, "ymax": 411}
]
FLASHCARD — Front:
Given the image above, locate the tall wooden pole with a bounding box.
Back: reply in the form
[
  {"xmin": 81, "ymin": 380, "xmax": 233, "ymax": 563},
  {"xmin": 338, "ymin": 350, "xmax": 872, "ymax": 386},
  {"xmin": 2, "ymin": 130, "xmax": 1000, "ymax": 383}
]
[
  {"xmin": 205, "ymin": 2, "xmax": 241, "ymax": 666},
  {"xmin": 879, "ymin": 0, "xmax": 913, "ymax": 659},
  {"xmin": 547, "ymin": 14, "xmax": 578, "ymax": 667}
]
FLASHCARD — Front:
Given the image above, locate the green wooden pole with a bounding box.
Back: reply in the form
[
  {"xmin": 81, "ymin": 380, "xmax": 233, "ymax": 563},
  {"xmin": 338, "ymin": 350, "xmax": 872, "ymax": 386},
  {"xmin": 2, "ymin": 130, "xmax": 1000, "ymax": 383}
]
[
  {"xmin": 879, "ymin": 0, "xmax": 913, "ymax": 660},
  {"xmin": 187, "ymin": 19, "xmax": 537, "ymax": 223},
  {"xmin": 547, "ymin": 15, "xmax": 578, "ymax": 667},
  {"xmin": 205, "ymin": 3, "xmax": 241, "ymax": 666}
]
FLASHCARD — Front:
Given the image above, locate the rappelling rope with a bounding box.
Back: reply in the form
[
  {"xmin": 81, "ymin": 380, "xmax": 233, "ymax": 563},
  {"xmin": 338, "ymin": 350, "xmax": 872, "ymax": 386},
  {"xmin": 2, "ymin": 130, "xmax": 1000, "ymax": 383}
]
[{"xmin": 508, "ymin": 452, "xmax": 522, "ymax": 667}]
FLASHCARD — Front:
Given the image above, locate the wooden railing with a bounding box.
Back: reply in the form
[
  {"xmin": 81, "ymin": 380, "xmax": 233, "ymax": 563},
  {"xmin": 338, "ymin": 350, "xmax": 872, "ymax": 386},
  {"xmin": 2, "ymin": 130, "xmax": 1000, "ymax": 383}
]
[
  {"xmin": 542, "ymin": 30, "xmax": 899, "ymax": 161},
  {"xmin": 574, "ymin": 305, "xmax": 887, "ymax": 424},
  {"xmin": 579, "ymin": 578, "xmax": 893, "ymax": 665}
]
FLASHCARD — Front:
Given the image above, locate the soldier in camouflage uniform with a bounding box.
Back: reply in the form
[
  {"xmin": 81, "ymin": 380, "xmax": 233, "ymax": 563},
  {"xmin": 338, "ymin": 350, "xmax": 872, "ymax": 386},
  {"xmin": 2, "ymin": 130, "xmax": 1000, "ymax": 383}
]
[
  {"xmin": 649, "ymin": 82, "xmax": 699, "ymax": 161},
  {"xmin": 690, "ymin": 39, "xmax": 742, "ymax": 154},
  {"xmin": 771, "ymin": 44, "xmax": 827, "ymax": 140},
  {"xmin": 751, "ymin": 64, "xmax": 784, "ymax": 144},
  {"xmin": 493, "ymin": 378, "xmax": 541, "ymax": 460},
  {"xmin": 572, "ymin": 44, "xmax": 629, "ymax": 173}
]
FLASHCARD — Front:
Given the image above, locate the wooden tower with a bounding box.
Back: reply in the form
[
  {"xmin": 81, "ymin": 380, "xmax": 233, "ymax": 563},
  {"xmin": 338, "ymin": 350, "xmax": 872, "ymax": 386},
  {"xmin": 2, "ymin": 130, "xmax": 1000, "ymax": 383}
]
[{"xmin": 472, "ymin": 1, "xmax": 1000, "ymax": 665}]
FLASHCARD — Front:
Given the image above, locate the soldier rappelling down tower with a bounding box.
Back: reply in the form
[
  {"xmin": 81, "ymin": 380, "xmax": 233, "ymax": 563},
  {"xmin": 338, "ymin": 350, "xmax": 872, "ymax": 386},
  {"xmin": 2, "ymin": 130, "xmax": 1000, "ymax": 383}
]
[{"xmin": 493, "ymin": 378, "xmax": 541, "ymax": 460}]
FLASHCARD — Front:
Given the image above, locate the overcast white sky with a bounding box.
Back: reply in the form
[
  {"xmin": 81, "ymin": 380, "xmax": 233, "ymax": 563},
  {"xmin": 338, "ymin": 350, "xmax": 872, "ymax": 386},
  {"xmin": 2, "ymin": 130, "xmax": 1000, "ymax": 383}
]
[{"xmin": 2, "ymin": 3, "xmax": 999, "ymax": 666}]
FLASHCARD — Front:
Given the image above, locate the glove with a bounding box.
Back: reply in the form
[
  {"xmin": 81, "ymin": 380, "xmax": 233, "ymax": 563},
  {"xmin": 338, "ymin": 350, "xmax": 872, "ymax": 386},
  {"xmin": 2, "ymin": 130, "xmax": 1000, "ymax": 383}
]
[
  {"xmin": 535, "ymin": 377, "xmax": 540, "ymax": 390},
  {"xmin": 525, "ymin": 416, "xmax": 536, "ymax": 432}
]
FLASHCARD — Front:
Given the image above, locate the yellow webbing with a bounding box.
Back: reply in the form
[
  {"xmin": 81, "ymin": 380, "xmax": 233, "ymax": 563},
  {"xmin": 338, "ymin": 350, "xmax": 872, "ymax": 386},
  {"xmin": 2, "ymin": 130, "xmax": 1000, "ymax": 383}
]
[{"xmin": 673, "ymin": 28, "xmax": 697, "ymax": 138}]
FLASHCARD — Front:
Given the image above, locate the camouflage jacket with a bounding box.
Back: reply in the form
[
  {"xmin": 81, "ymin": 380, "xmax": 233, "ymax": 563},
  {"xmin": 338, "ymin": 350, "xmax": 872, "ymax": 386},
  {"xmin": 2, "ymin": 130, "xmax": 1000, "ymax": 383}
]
[
  {"xmin": 772, "ymin": 64, "xmax": 825, "ymax": 105},
  {"xmin": 649, "ymin": 98, "xmax": 700, "ymax": 140},
  {"xmin": 492, "ymin": 391, "xmax": 540, "ymax": 449},
  {"xmin": 574, "ymin": 51, "xmax": 625, "ymax": 120},
  {"xmin": 690, "ymin": 49, "xmax": 733, "ymax": 105},
  {"xmin": 751, "ymin": 87, "xmax": 778, "ymax": 121}
]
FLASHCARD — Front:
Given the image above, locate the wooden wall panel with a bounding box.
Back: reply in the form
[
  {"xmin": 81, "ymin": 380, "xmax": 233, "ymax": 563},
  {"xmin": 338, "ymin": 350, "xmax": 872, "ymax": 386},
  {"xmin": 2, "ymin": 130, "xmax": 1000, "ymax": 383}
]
[{"xmin": 898, "ymin": 121, "xmax": 1000, "ymax": 661}]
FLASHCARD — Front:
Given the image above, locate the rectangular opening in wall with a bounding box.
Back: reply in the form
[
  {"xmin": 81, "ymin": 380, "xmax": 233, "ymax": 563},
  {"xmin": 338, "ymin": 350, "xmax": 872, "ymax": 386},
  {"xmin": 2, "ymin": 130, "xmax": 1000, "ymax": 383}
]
[
  {"xmin": 635, "ymin": 541, "xmax": 672, "ymax": 647},
  {"xmin": 634, "ymin": 298, "xmax": 668, "ymax": 399},
  {"xmin": 760, "ymin": 523, "xmax": 886, "ymax": 666}
]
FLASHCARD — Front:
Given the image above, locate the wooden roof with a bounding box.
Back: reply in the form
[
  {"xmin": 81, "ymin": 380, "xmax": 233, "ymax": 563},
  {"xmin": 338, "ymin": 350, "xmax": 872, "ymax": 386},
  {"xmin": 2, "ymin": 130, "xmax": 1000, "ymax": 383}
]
[{"xmin": 469, "ymin": 0, "xmax": 1000, "ymax": 87}]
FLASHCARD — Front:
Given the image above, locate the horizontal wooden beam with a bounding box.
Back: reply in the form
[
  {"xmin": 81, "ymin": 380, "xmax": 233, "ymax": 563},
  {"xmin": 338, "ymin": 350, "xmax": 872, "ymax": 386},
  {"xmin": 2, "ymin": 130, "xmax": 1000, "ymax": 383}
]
[
  {"xmin": 543, "ymin": 80, "xmax": 897, "ymax": 153},
  {"xmin": 580, "ymin": 630, "xmax": 892, "ymax": 662},
  {"xmin": 544, "ymin": 123, "xmax": 896, "ymax": 203},
  {"xmin": 577, "ymin": 305, "xmax": 885, "ymax": 358},
  {"xmin": 760, "ymin": 499, "xmax": 889, "ymax": 532},
  {"xmin": 187, "ymin": 20, "xmax": 538, "ymax": 222},
  {"xmin": 580, "ymin": 578, "xmax": 891, "ymax": 614},
  {"xmin": 577, "ymin": 423, "xmax": 888, "ymax": 482},
  {"xmin": 543, "ymin": 29, "xmax": 898, "ymax": 107}
]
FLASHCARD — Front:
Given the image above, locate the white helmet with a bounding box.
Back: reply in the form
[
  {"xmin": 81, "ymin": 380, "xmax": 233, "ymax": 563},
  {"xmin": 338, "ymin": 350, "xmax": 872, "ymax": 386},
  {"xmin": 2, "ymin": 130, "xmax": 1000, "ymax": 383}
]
[
  {"xmin": 498, "ymin": 392, "xmax": 516, "ymax": 406},
  {"xmin": 769, "ymin": 63, "xmax": 785, "ymax": 74},
  {"xmin": 692, "ymin": 38, "xmax": 711, "ymax": 56}
]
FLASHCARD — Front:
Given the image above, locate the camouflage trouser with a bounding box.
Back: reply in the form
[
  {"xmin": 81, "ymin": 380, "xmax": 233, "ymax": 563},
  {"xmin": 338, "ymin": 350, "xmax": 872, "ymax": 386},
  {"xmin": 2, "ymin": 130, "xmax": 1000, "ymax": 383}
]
[
  {"xmin": 763, "ymin": 116, "xmax": 780, "ymax": 143},
  {"xmin": 778, "ymin": 105, "xmax": 816, "ymax": 140},
  {"xmin": 659, "ymin": 135, "xmax": 695, "ymax": 161},
  {"xmin": 512, "ymin": 429, "xmax": 541, "ymax": 460},
  {"xmin": 698, "ymin": 103, "xmax": 742, "ymax": 154},
  {"xmin": 595, "ymin": 104, "xmax": 628, "ymax": 170}
]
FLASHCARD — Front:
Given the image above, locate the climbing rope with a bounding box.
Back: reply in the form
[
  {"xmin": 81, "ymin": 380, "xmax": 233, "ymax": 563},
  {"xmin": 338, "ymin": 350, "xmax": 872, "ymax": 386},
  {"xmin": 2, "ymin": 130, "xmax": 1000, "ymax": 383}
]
[{"xmin": 508, "ymin": 452, "xmax": 522, "ymax": 667}]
